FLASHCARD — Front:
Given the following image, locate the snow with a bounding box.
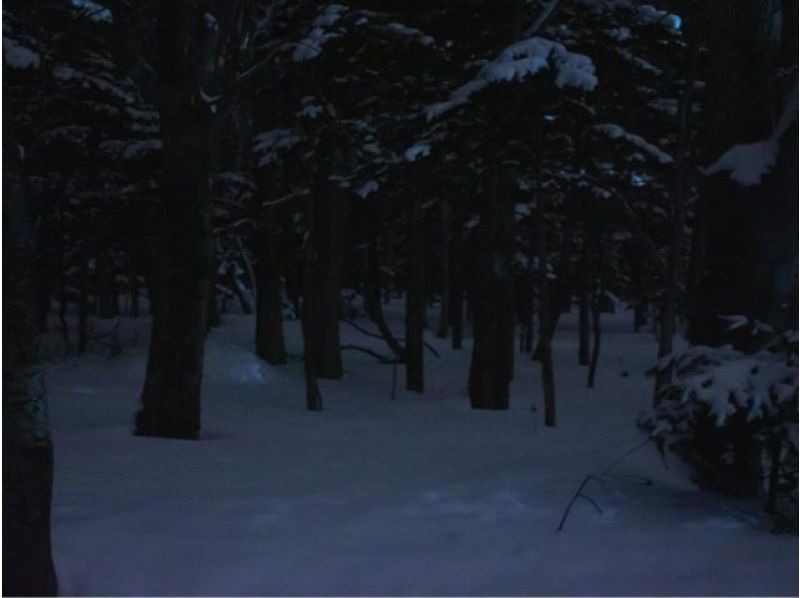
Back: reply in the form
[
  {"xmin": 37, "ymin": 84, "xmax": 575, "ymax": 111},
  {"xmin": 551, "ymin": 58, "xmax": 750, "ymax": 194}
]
[
  {"xmin": 702, "ymin": 140, "xmax": 779, "ymax": 186},
  {"xmin": 404, "ymin": 142, "xmax": 431, "ymax": 161},
  {"xmin": 3, "ymin": 36, "xmax": 41, "ymax": 69},
  {"xmin": 45, "ymin": 306, "xmax": 798, "ymax": 596},
  {"xmin": 253, "ymin": 129, "xmax": 302, "ymax": 166},
  {"xmin": 702, "ymin": 86, "xmax": 797, "ymax": 187},
  {"xmin": 313, "ymin": 4, "xmax": 347, "ymax": 28},
  {"xmin": 638, "ymin": 5, "xmax": 682, "ymax": 31},
  {"xmin": 593, "ymin": 123, "xmax": 674, "ymax": 164},
  {"xmin": 354, "ymin": 180, "xmax": 379, "ymax": 198},
  {"xmin": 426, "ymin": 37, "xmax": 596, "ymax": 120},
  {"xmin": 293, "ymin": 28, "xmax": 338, "ymax": 62}
]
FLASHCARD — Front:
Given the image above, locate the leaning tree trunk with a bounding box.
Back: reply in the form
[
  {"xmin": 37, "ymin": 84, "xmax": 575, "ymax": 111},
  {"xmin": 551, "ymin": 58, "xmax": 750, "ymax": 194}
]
[
  {"xmin": 136, "ymin": 2, "xmax": 218, "ymax": 439},
  {"xmin": 689, "ymin": 0, "xmax": 798, "ymax": 346},
  {"xmin": 3, "ymin": 141, "xmax": 58, "ymax": 597},
  {"xmin": 406, "ymin": 199, "xmax": 425, "ymax": 392},
  {"xmin": 468, "ymin": 169, "xmax": 515, "ymax": 410}
]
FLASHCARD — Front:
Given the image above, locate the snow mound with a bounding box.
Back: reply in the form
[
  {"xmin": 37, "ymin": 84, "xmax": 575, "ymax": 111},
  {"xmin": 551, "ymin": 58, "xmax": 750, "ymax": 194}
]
[{"xmin": 426, "ymin": 37, "xmax": 596, "ymax": 120}]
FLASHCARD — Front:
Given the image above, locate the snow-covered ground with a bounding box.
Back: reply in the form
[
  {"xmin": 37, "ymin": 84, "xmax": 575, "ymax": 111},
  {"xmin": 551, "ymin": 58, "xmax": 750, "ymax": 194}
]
[{"xmin": 47, "ymin": 305, "xmax": 798, "ymax": 596}]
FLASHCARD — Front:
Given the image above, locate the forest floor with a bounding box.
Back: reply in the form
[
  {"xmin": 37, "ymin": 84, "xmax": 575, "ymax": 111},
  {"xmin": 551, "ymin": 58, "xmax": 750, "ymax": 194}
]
[{"xmin": 46, "ymin": 303, "xmax": 798, "ymax": 596}]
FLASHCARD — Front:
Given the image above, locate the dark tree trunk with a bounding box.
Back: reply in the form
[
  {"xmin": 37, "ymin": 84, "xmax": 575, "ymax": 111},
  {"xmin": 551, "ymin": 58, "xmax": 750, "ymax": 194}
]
[
  {"xmin": 656, "ymin": 51, "xmax": 696, "ymax": 396},
  {"xmin": 578, "ymin": 232, "xmax": 591, "ymax": 365},
  {"xmin": 587, "ymin": 289, "xmax": 602, "ymax": 389},
  {"xmin": 302, "ymin": 200, "xmax": 324, "ymax": 412},
  {"xmin": 631, "ymin": 249, "xmax": 647, "ymax": 332},
  {"xmin": 535, "ymin": 211, "xmax": 556, "ymax": 426},
  {"xmin": 468, "ymin": 170, "xmax": 515, "ymax": 410},
  {"xmin": 3, "ymin": 142, "xmax": 58, "ymax": 597},
  {"xmin": 450, "ymin": 229, "xmax": 464, "ymax": 350},
  {"xmin": 436, "ymin": 200, "xmax": 450, "ymax": 339},
  {"xmin": 689, "ymin": 0, "xmax": 798, "ymax": 346},
  {"xmin": 96, "ymin": 247, "xmax": 117, "ymax": 319},
  {"xmin": 136, "ymin": 1, "xmax": 218, "ymax": 440},
  {"xmin": 406, "ymin": 199, "xmax": 425, "ymax": 392},
  {"xmin": 313, "ymin": 180, "xmax": 349, "ymax": 379},
  {"xmin": 255, "ymin": 209, "xmax": 287, "ymax": 365},
  {"xmin": 78, "ymin": 248, "xmax": 89, "ymax": 354}
]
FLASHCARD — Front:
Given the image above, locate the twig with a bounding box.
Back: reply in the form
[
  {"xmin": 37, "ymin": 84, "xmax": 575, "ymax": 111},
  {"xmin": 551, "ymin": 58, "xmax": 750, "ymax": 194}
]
[{"xmin": 341, "ymin": 344, "xmax": 400, "ymax": 364}]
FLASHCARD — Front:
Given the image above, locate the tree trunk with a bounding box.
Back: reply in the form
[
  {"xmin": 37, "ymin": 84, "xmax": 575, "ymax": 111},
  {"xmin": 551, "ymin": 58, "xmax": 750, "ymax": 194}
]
[
  {"xmin": 436, "ymin": 200, "xmax": 450, "ymax": 339},
  {"xmin": 136, "ymin": 1, "xmax": 217, "ymax": 440},
  {"xmin": 577, "ymin": 231, "xmax": 591, "ymax": 365},
  {"xmin": 656, "ymin": 51, "xmax": 696, "ymax": 396},
  {"xmin": 535, "ymin": 210, "xmax": 556, "ymax": 426},
  {"xmin": 450, "ymin": 229, "xmax": 464, "ymax": 350},
  {"xmin": 255, "ymin": 209, "xmax": 287, "ymax": 365},
  {"xmin": 689, "ymin": 0, "xmax": 797, "ymax": 346},
  {"xmin": 313, "ymin": 180, "xmax": 348, "ymax": 379},
  {"xmin": 302, "ymin": 199, "xmax": 324, "ymax": 412},
  {"xmin": 78, "ymin": 248, "xmax": 89, "ymax": 354},
  {"xmin": 406, "ymin": 199, "xmax": 425, "ymax": 392},
  {"xmin": 96, "ymin": 247, "xmax": 117, "ymax": 319},
  {"xmin": 3, "ymin": 141, "xmax": 58, "ymax": 597},
  {"xmin": 468, "ymin": 170, "xmax": 515, "ymax": 410}
]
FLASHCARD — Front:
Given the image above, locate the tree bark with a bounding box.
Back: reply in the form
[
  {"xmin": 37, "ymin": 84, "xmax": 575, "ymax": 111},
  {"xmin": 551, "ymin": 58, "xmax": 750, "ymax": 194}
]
[
  {"xmin": 3, "ymin": 141, "xmax": 58, "ymax": 597},
  {"xmin": 302, "ymin": 200, "xmax": 324, "ymax": 412},
  {"xmin": 689, "ymin": 0, "xmax": 797, "ymax": 346},
  {"xmin": 578, "ymin": 225, "xmax": 591, "ymax": 365},
  {"xmin": 136, "ymin": 1, "xmax": 217, "ymax": 440},
  {"xmin": 406, "ymin": 199, "xmax": 425, "ymax": 392},
  {"xmin": 469, "ymin": 169, "xmax": 515, "ymax": 410},
  {"xmin": 255, "ymin": 209, "xmax": 287, "ymax": 365},
  {"xmin": 313, "ymin": 179, "xmax": 349, "ymax": 379},
  {"xmin": 436, "ymin": 200, "xmax": 451, "ymax": 339},
  {"xmin": 535, "ymin": 210, "xmax": 556, "ymax": 426}
]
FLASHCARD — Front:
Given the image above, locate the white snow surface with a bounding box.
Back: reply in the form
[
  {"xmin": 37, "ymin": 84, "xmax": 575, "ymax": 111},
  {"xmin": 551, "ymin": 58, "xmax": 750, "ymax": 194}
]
[
  {"xmin": 47, "ymin": 307, "xmax": 798, "ymax": 596},
  {"xmin": 593, "ymin": 123, "xmax": 673, "ymax": 164},
  {"xmin": 702, "ymin": 85, "xmax": 798, "ymax": 186},
  {"xmin": 3, "ymin": 36, "xmax": 41, "ymax": 69},
  {"xmin": 427, "ymin": 37, "xmax": 597, "ymax": 120}
]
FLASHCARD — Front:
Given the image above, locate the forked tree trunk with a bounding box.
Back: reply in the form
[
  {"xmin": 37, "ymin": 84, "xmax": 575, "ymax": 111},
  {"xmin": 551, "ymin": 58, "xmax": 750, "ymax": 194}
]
[
  {"xmin": 3, "ymin": 141, "xmax": 58, "ymax": 597},
  {"xmin": 136, "ymin": 1, "xmax": 217, "ymax": 439},
  {"xmin": 406, "ymin": 199, "xmax": 425, "ymax": 392}
]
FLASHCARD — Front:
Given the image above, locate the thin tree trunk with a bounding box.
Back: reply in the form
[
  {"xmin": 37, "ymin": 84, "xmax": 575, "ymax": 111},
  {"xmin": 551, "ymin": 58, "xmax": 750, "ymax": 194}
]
[
  {"xmin": 536, "ymin": 210, "xmax": 556, "ymax": 426},
  {"xmin": 578, "ymin": 230, "xmax": 591, "ymax": 365},
  {"xmin": 406, "ymin": 199, "xmax": 425, "ymax": 392},
  {"xmin": 436, "ymin": 200, "xmax": 450, "ymax": 339},
  {"xmin": 78, "ymin": 248, "xmax": 89, "ymax": 354},
  {"xmin": 656, "ymin": 48, "xmax": 696, "ymax": 397},
  {"xmin": 96, "ymin": 247, "xmax": 117, "ymax": 319},
  {"xmin": 450, "ymin": 229, "xmax": 464, "ymax": 350},
  {"xmin": 302, "ymin": 200, "xmax": 323, "ymax": 412},
  {"xmin": 3, "ymin": 141, "xmax": 58, "ymax": 597}
]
